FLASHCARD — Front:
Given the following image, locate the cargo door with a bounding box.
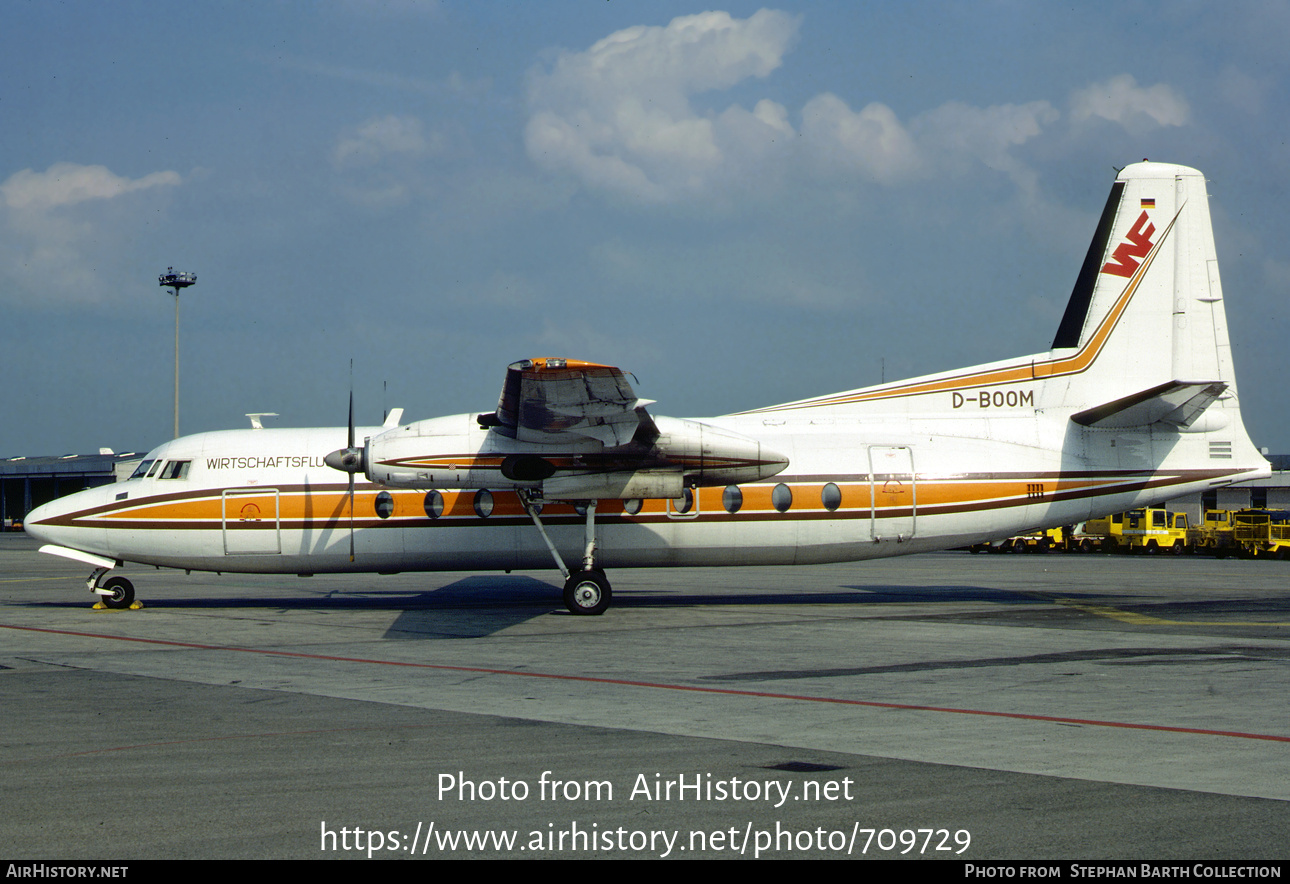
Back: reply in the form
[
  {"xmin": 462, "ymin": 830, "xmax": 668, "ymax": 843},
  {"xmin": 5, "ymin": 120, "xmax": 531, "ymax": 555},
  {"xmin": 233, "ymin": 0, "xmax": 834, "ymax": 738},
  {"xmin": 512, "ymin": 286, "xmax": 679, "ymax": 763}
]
[{"xmin": 869, "ymin": 446, "xmax": 916, "ymax": 542}]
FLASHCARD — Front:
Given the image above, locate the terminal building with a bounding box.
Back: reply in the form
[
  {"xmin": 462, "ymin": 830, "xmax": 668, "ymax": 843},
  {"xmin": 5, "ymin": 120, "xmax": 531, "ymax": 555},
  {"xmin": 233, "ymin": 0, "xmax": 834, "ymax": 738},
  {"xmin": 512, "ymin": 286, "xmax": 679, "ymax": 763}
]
[{"xmin": 1, "ymin": 451, "xmax": 143, "ymax": 530}]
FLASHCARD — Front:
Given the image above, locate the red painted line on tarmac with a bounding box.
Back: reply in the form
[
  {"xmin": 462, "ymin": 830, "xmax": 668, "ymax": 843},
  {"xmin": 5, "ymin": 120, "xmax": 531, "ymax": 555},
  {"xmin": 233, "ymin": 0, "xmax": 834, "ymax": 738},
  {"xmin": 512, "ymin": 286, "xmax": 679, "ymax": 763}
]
[
  {"xmin": 1, "ymin": 723, "xmax": 439, "ymax": 765},
  {"xmin": 6, "ymin": 622, "xmax": 1289, "ymax": 744}
]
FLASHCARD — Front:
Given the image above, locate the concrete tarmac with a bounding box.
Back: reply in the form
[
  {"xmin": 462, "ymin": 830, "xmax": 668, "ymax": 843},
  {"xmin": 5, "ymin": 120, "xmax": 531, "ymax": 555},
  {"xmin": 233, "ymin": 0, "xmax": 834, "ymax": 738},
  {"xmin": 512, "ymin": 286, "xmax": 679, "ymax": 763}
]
[{"xmin": 2, "ymin": 533, "xmax": 1288, "ymax": 860}]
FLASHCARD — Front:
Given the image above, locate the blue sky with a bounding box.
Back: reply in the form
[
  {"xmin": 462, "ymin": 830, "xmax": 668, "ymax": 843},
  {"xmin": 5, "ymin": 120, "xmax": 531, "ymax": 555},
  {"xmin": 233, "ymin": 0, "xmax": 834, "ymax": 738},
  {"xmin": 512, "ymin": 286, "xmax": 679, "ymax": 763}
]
[{"xmin": 3, "ymin": 1, "xmax": 1288, "ymax": 455}]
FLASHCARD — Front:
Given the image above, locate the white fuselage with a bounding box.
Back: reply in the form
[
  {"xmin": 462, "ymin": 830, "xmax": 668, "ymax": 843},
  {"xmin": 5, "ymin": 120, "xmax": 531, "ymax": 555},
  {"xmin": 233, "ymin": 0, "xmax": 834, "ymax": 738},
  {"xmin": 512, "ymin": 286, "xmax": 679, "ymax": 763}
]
[
  {"xmin": 23, "ymin": 394, "xmax": 1263, "ymax": 577},
  {"xmin": 23, "ymin": 162, "xmax": 1273, "ymax": 586}
]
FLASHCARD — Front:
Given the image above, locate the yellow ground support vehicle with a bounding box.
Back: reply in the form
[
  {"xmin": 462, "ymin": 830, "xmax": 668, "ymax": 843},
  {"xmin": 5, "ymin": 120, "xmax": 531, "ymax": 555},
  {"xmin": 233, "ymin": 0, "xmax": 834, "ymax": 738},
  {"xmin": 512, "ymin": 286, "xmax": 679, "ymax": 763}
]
[
  {"xmin": 1187, "ymin": 509, "xmax": 1238, "ymax": 557},
  {"xmin": 1080, "ymin": 513, "xmax": 1126, "ymax": 553},
  {"xmin": 1115, "ymin": 508, "xmax": 1190, "ymax": 554},
  {"xmin": 968, "ymin": 527, "xmax": 1066, "ymax": 553},
  {"xmin": 1233, "ymin": 510, "xmax": 1290, "ymax": 559},
  {"xmin": 1010, "ymin": 527, "xmax": 1066, "ymax": 553}
]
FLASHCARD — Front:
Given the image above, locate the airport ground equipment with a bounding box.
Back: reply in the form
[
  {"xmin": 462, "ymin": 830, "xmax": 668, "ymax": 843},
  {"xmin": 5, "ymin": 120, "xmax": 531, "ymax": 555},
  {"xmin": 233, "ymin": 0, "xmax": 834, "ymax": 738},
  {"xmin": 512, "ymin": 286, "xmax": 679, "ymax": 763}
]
[
  {"xmin": 1116, "ymin": 508, "xmax": 1190, "ymax": 554},
  {"xmin": 1233, "ymin": 510, "xmax": 1290, "ymax": 559},
  {"xmin": 1187, "ymin": 509, "xmax": 1239, "ymax": 556},
  {"xmin": 1081, "ymin": 513, "xmax": 1126, "ymax": 553}
]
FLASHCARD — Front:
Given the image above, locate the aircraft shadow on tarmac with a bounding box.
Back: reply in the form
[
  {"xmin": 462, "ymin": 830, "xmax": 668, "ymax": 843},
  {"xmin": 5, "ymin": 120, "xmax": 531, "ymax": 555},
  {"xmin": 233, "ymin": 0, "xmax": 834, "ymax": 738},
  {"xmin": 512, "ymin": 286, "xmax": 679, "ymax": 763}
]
[
  {"xmin": 371, "ymin": 581, "xmax": 1056, "ymax": 639},
  {"xmin": 241, "ymin": 579, "xmax": 1054, "ymax": 639},
  {"xmin": 22, "ymin": 574, "xmax": 1061, "ymax": 639}
]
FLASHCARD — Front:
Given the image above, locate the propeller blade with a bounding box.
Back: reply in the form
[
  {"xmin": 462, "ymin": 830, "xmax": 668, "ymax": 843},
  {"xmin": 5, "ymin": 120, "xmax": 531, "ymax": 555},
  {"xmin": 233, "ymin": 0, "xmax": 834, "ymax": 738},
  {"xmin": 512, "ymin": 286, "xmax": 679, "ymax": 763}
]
[
  {"xmin": 347, "ymin": 386, "xmax": 354, "ymax": 452},
  {"xmin": 348, "ymin": 365, "xmax": 356, "ymax": 562}
]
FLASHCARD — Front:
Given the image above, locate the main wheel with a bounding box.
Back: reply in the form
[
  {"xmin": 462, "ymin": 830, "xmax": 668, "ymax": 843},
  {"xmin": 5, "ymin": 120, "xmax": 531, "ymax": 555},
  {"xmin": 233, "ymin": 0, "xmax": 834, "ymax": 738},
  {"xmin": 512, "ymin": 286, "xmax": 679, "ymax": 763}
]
[
  {"xmin": 563, "ymin": 570, "xmax": 611, "ymax": 615},
  {"xmin": 100, "ymin": 576, "xmax": 135, "ymax": 610}
]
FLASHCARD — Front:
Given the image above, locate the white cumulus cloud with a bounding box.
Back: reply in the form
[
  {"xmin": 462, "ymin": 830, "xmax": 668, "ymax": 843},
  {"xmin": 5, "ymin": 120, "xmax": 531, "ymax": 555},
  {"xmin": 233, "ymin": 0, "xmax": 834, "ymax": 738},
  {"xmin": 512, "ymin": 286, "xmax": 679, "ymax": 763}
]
[
  {"xmin": 800, "ymin": 94, "xmax": 922, "ymax": 184},
  {"xmin": 333, "ymin": 115, "xmax": 434, "ymax": 168},
  {"xmin": 1070, "ymin": 74, "xmax": 1190, "ymax": 128},
  {"xmin": 0, "ymin": 162, "xmax": 182, "ymax": 306},
  {"xmin": 524, "ymin": 10, "xmax": 1069, "ymax": 202},
  {"xmin": 523, "ymin": 14, "xmax": 1191, "ymax": 209},
  {"xmin": 525, "ymin": 9, "xmax": 801, "ymax": 202},
  {"xmin": 1, "ymin": 162, "xmax": 180, "ymax": 211}
]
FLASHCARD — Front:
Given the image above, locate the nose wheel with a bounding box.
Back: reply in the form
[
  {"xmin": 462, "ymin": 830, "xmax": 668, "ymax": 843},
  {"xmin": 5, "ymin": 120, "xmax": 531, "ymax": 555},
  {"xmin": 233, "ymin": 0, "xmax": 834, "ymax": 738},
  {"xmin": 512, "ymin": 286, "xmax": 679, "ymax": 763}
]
[
  {"xmin": 100, "ymin": 576, "xmax": 136, "ymax": 609},
  {"xmin": 563, "ymin": 569, "xmax": 611, "ymax": 616}
]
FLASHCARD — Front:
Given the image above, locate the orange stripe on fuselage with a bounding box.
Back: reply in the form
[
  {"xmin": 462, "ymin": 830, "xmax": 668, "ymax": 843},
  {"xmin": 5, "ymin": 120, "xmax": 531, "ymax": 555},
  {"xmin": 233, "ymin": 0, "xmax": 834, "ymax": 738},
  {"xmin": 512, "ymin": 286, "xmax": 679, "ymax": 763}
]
[{"xmin": 44, "ymin": 465, "xmax": 1235, "ymax": 532}]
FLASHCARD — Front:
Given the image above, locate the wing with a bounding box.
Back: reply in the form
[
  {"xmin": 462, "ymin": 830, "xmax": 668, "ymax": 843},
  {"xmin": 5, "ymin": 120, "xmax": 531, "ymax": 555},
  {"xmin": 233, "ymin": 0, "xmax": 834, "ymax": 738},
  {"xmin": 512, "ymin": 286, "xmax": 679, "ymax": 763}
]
[{"xmin": 483, "ymin": 358, "xmax": 658, "ymax": 447}]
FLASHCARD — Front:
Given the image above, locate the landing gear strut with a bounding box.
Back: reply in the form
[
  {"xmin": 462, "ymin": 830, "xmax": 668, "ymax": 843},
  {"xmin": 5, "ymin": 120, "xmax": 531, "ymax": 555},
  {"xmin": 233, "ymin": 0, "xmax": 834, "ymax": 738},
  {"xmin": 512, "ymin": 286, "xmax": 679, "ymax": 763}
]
[{"xmin": 521, "ymin": 492, "xmax": 613, "ymax": 615}]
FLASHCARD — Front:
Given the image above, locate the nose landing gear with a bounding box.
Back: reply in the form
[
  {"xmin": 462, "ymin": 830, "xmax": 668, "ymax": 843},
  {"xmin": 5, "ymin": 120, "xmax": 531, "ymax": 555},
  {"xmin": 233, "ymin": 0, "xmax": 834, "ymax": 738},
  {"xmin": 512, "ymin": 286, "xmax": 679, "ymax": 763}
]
[
  {"xmin": 85, "ymin": 566, "xmax": 139, "ymax": 610},
  {"xmin": 99, "ymin": 575, "xmax": 136, "ymax": 610}
]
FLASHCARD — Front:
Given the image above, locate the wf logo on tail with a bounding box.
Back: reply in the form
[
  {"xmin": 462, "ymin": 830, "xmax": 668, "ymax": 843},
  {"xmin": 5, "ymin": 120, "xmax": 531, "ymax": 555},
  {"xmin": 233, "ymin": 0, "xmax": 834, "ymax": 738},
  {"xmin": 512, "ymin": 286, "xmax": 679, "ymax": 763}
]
[{"xmin": 1101, "ymin": 211, "xmax": 1156, "ymax": 278}]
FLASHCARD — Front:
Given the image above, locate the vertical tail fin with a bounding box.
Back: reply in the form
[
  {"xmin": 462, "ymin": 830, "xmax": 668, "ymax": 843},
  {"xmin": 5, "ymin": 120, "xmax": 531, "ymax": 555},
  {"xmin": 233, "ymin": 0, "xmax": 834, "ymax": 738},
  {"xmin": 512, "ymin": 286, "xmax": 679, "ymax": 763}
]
[{"xmin": 1053, "ymin": 162, "xmax": 1241, "ymax": 412}]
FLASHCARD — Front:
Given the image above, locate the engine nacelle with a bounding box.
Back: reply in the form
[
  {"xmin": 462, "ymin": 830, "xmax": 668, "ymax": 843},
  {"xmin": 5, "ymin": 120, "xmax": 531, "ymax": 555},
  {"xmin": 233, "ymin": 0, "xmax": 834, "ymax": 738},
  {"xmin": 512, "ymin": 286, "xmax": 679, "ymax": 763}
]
[
  {"xmin": 541, "ymin": 469, "xmax": 684, "ymax": 501},
  {"xmin": 360, "ymin": 413, "xmax": 788, "ymax": 498},
  {"xmin": 649, "ymin": 416, "xmax": 788, "ymax": 487}
]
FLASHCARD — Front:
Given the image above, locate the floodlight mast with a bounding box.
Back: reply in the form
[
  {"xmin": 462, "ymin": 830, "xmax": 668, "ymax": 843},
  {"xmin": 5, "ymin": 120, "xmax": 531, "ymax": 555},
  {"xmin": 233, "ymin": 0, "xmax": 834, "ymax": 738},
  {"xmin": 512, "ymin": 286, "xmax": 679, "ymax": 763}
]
[{"xmin": 158, "ymin": 268, "xmax": 196, "ymax": 438}]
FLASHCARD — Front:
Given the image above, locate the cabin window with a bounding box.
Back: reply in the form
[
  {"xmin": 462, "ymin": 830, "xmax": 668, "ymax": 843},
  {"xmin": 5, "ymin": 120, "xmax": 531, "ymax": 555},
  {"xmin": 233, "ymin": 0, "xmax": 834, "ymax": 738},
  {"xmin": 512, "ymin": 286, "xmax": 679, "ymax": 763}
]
[
  {"xmin": 423, "ymin": 490, "xmax": 443, "ymax": 519},
  {"xmin": 722, "ymin": 485, "xmax": 743, "ymax": 514},
  {"xmin": 474, "ymin": 489, "xmax": 494, "ymax": 518},
  {"xmin": 772, "ymin": 483, "xmax": 793, "ymax": 513},
  {"xmin": 374, "ymin": 491, "xmax": 394, "ymax": 519},
  {"xmin": 672, "ymin": 487, "xmax": 694, "ymax": 515},
  {"xmin": 821, "ymin": 482, "xmax": 842, "ymax": 512},
  {"xmin": 622, "ymin": 498, "xmax": 642, "ymax": 515},
  {"xmin": 129, "ymin": 460, "xmax": 154, "ymax": 480},
  {"xmin": 159, "ymin": 460, "xmax": 190, "ymax": 480}
]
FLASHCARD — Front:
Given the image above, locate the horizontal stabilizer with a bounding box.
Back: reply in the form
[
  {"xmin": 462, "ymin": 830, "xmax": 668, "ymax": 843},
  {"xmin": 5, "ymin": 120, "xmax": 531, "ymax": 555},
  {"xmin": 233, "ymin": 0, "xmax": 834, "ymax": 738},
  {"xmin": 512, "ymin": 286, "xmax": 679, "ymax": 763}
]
[{"xmin": 1072, "ymin": 380, "xmax": 1227, "ymax": 429}]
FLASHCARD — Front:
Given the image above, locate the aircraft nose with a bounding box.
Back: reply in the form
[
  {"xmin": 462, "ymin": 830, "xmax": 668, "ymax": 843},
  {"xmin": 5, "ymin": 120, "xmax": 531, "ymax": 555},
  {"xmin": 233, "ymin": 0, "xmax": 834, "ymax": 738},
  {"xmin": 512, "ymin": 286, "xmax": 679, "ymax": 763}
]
[{"xmin": 22, "ymin": 499, "xmax": 59, "ymax": 544}]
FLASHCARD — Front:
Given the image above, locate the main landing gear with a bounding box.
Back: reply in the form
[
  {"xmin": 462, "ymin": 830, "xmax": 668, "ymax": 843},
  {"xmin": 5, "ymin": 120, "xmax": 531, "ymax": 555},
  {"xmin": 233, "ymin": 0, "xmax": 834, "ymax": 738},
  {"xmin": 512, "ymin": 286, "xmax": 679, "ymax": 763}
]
[
  {"xmin": 521, "ymin": 492, "xmax": 613, "ymax": 615},
  {"xmin": 563, "ymin": 569, "xmax": 611, "ymax": 616}
]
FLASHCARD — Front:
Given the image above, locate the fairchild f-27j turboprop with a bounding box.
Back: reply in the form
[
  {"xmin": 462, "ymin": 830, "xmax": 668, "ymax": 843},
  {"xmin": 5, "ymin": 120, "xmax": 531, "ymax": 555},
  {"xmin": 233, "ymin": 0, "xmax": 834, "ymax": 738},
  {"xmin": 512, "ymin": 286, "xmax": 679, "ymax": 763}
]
[{"xmin": 25, "ymin": 162, "xmax": 1270, "ymax": 614}]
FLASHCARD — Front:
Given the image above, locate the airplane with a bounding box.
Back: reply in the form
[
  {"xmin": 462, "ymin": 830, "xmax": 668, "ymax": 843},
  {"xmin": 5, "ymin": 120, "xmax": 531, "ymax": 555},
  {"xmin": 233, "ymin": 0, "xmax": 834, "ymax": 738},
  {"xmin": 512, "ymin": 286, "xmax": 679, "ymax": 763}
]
[{"xmin": 24, "ymin": 161, "xmax": 1271, "ymax": 615}]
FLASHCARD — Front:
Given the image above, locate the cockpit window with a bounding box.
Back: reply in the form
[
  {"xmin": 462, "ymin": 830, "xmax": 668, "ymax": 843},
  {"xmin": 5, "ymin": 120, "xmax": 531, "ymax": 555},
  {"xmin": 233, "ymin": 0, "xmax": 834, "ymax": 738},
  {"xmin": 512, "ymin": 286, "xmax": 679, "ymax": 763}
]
[
  {"xmin": 146, "ymin": 460, "xmax": 164, "ymax": 478},
  {"xmin": 130, "ymin": 460, "xmax": 155, "ymax": 480},
  {"xmin": 159, "ymin": 460, "xmax": 191, "ymax": 480}
]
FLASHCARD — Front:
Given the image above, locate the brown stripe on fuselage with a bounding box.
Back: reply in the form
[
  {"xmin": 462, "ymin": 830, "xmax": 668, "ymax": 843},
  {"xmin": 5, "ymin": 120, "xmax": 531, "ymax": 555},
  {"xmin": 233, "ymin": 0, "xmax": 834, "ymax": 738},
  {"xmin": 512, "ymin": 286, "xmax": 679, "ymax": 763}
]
[{"xmin": 40, "ymin": 465, "xmax": 1243, "ymax": 532}]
